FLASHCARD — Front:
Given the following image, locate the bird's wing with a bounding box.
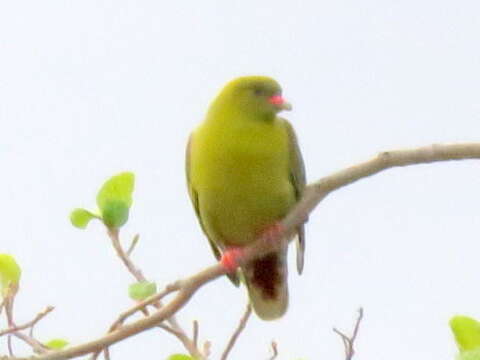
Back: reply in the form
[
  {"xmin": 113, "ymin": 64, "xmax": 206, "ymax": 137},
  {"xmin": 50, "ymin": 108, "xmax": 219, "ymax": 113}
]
[
  {"xmin": 186, "ymin": 134, "xmax": 240, "ymax": 286},
  {"xmin": 283, "ymin": 119, "xmax": 307, "ymax": 274}
]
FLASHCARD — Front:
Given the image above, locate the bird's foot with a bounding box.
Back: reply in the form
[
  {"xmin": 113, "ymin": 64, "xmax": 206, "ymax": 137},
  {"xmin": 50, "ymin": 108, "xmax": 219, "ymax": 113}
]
[
  {"xmin": 259, "ymin": 222, "xmax": 286, "ymax": 245},
  {"xmin": 220, "ymin": 247, "xmax": 244, "ymax": 273}
]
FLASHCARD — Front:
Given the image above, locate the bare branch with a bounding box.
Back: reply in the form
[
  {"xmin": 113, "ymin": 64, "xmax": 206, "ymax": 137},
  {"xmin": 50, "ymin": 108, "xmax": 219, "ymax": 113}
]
[
  {"xmin": 12, "ymin": 331, "xmax": 49, "ymax": 355},
  {"xmin": 351, "ymin": 308, "xmax": 363, "ymax": 344},
  {"xmin": 106, "ymin": 229, "xmax": 202, "ymax": 358},
  {"xmin": 333, "ymin": 308, "xmax": 364, "ymax": 360},
  {"xmin": 158, "ymin": 323, "xmax": 188, "ymax": 340},
  {"xmin": 7, "ymin": 336, "xmax": 13, "ymax": 357},
  {"xmin": 88, "ymin": 350, "xmax": 100, "ymax": 360},
  {"xmin": 268, "ymin": 341, "xmax": 278, "ymax": 360},
  {"xmin": 0, "ymin": 306, "xmax": 54, "ymax": 337},
  {"xmin": 16, "ymin": 142, "xmax": 480, "ymax": 360},
  {"xmin": 0, "ymin": 308, "xmax": 50, "ymax": 356},
  {"xmin": 126, "ymin": 234, "xmax": 140, "ymax": 256},
  {"xmin": 102, "ymin": 348, "xmax": 110, "ymax": 360},
  {"xmin": 0, "ymin": 286, "xmax": 52, "ymax": 357},
  {"xmin": 107, "ymin": 228, "xmax": 147, "ymax": 282},
  {"xmin": 108, "ymin": 282, "xmax": 181, "ymax": 332},
  {"xmin": 221, "ymin": 304, "xmax": 252, "ymax": 360},
  {"xmin": 203, "ymin": 341, "xmax": 211, "ymax": 358},
  {"xmin": 192, "ymin": 320, "xmax": 199, "ymax": 348}
]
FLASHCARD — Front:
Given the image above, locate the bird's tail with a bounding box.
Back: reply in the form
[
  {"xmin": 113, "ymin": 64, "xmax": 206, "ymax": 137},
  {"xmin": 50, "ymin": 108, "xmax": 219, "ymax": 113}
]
[{"xmin": 243, "ymin": 250, "xmax": 288, "ymax": 320}]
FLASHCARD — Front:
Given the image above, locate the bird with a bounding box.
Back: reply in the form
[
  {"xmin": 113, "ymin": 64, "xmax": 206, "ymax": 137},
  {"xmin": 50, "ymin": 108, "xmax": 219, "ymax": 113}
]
[{"xmin": 186, "ymin": 75, "xmax": 306, "ymax": 320}]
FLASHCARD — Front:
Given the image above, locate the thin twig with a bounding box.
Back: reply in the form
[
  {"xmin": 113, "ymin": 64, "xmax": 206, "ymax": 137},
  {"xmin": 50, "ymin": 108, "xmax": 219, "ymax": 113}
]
[
  {"xmin": 192, "ymin": 320, "xmax": 199, "ymax": 348},
  {"xmin": 352, "ymin": 309, "xmax": 363, "ymax": 344},
  {"xmin": 0, "ymin": 306, "xmax": 54, "ymax": 337},
  {"xmin": 5, "ymin": 291, "xmax": 16, "ymax": 356},
  {"xmin": 12, "ymin": 331, "xmax": 49, "ymax": 354},
  {"xmin": 106, "ymin": 229, "xmax": 202, "ymax": 358},
  {"xmin": 268, "ymin": 341, "xmax": 278, "ymax": 360},
  {"xmin": 203, "ymin": 341, "xmax": 211, "ymax": 358},
  {"xmin": 126, "ymin": 234, "xmax": 140, "ymax": 256},
  {"xmin": 7, "ymin": 335, "xmax": 13, "ymax": 356},
  {"xmin": 108, "ymin": 282, "xmax": 181, "ymax": 332},
  {"xmin": 108, "ymin": 229, "xmax": 146, "ymax": 282},
  {"xmin": 158, "ymin": 323, "xmax": 184, "ymax": 338},
  {"xmin": 158, "ymin": 322, "xmax": 205, "ymax": 357},
  {"xmin": 221, "ymin": 304, "xmax": 252, "ymax": 360},
  {"xmin": 28, "ymin": 322, "xmax": 34, "ymax": 338},
  {"xmin": 333, "ymin": 308, "xmax": 364, "ymax": 360},
  {"xmin": 88, "ymin": 351, "xmax": 100, "ymax": 360}
]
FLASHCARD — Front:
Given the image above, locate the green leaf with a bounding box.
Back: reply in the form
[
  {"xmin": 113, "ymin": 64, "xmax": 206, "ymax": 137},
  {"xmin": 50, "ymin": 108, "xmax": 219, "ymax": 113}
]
[
  {"xmin": 45, "ymin": 338, "xmax": 69, "ymax": 350},
  {"xmin": 0, "ymin": 254, "xmax": 21, "ymax": 296},
  {"xmin": 70, "ymin": 208, "xmax": 98, "ymax": 229},
  {"xmin": 96, "ymin": 172, "xmax": 135, "ymax": 211},
  {"xmin": 450, "ymin": 316, "xmax": 480, "ymax": 352},
  {"xmin": 102, "ymin": 200, "xmax": 130, "ymax": 228},
  {"xmin": 458, "ymin": 348, "xmax": 480, "ymax": 360},
  {"xmin": 129, "ymin": 281, "xmax": 157, "ymax": 301},
  {"xmin": 166, "ymin": 355, "xmax": 194, "ymax": 360}
]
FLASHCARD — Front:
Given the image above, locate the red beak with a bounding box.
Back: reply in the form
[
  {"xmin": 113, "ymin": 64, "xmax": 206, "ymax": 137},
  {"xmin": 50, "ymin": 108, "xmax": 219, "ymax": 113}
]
[{"xmin": 268, "ymin": 95, "xmax": 292, "ymax": 110}]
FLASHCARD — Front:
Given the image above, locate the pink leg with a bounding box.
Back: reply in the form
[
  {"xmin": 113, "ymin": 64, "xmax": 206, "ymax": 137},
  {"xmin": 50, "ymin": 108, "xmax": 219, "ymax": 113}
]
[{"xmin": 220, "ymin": 247, "xmax": 244, "ymax": 273}]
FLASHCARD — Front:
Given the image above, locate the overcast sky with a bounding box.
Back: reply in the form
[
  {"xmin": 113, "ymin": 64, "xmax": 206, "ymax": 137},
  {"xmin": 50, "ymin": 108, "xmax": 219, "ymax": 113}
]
[{"xmin": 1, "ymin": 1, "xmax": 480, "ymax": 359}]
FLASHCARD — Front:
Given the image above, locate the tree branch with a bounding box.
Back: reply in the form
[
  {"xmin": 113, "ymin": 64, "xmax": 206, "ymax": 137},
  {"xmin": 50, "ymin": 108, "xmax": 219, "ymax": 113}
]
[
  {"xmin": 7, "ymin": 142, "xmax": 480, "ymax": 360},
  {"xmin": 192, "ymin": 320, "xmax": 199, "ymax": 349},
  {"xmin": 126, "ymin": 234, "xmax": 140, "ymax": 257},
  {"xmin": 108, "ymin": 282, "xmax": 181, "ymax": 333},
  {"xmin": 106, "ymin": 229, "xmax": 202, "ymax": 358},
  {"xmin": 268, "ymin": 341, "xmax": 278, "ymax": 360},
  {"xmin": 220, "ymin": 304, "xmax": 252, "ymax": 360},
  {"xmin": 107, "ymin": 229, "xmax": 147, "ymax": 282},
  {"xmin": 333, "ymin": 308, "xmax": 364, "ymax": 360},
  {"xmin": 0, "ymin": 306, "xmax": 54, "ymax": 337}
]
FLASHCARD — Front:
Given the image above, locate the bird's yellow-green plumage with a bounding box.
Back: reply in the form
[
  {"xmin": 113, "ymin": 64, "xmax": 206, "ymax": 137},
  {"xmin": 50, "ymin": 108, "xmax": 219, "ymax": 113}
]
[{"xmin": 186, "ymin": 76, "xmax": 305, "ymax": 320}]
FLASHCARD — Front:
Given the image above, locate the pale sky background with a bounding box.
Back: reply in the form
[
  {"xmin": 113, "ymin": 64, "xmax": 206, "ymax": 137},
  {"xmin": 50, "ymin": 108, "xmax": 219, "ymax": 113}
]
[{"xmin": 1, "ymin": 1, "xmax": 480, "ymax": 359}]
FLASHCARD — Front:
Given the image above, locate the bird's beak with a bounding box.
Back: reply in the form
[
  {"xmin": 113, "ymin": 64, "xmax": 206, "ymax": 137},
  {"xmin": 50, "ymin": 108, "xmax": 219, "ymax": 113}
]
[{"xmin": 268, "ymin": 95, "xmax": 292, "ymax": 111}]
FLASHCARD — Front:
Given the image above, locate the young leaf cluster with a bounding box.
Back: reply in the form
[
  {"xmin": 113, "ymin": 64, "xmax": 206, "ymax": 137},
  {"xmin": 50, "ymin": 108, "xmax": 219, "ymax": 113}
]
[{"xmin": 70, "ymin": 172, "xmax": 135, "ymax": 229}]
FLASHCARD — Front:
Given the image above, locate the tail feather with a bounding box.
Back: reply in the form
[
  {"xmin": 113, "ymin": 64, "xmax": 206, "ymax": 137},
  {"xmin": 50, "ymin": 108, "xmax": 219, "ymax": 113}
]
[{"xmin": 243, "ymin": 250, "xmax": 288, "ymax": 320}]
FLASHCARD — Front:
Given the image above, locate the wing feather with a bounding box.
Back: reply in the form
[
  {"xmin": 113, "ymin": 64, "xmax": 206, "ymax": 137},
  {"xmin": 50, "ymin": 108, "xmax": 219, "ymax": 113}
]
[
  {"xmin": 186, "ymin": 134, "xmax": 240, "ymax": 285},
  {"xmin": 282, "ymin": 120, "xmax": 307, "ymax": 274}
]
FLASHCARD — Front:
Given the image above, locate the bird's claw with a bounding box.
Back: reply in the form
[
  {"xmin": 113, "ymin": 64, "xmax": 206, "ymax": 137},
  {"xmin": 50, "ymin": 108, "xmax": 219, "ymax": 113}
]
[{"xmin": 220, "ymin": 247, "xmax": 244, "ymax": 273}]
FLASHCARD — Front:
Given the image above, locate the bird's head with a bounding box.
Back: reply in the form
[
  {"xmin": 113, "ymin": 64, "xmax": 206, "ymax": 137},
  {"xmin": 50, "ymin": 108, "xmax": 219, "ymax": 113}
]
[{"xmin": 213, "ymin": 76, "xmax": 291, "ymax": 120}]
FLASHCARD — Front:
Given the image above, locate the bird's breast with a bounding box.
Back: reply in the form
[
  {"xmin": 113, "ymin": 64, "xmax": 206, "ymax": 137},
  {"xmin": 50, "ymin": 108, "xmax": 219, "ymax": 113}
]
[
  {"xmin": 190, "ymin": 119, "xmax": 294, "ymax": 245},
  {"xmin": 192, "ymin": 119, "xmax": 290, "ymax": 193}
]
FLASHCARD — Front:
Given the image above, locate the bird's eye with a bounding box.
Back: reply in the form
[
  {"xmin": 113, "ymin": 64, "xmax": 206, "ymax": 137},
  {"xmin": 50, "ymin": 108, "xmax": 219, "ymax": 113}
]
[{"xmin": 253, "ymin": 88, "xmax": 263, "ymax": 96}]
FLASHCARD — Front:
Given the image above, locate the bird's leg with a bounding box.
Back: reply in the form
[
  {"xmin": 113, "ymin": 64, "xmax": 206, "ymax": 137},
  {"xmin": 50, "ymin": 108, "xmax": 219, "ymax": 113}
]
[
  {"xmin": 220, "ymin": 222, "xmax": 286, "ymax": 272},
  {"xmin": 220, "ymin": 247, "xmax": 244, "ymax": 273}
]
